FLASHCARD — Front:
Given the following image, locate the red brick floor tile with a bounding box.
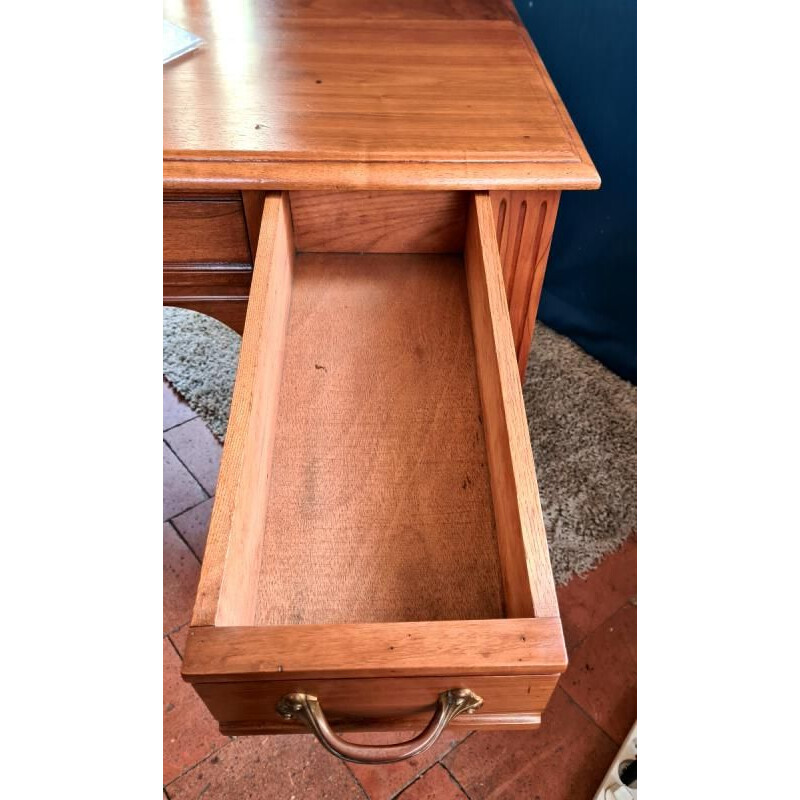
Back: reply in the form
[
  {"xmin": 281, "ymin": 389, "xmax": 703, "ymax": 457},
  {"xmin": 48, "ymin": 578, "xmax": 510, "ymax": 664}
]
[
  {"xmin": 164, "ymin": 418, "xmax": 222, "ymax": 496},
  {"xmin": 443, "ymin": 688, "xmax": 617, "ymax": 800},
  {"xmin": 346, "ymin": 729, "xmax": 469, "ymax": 800},
  {"xmin": 557, "ymin": 535, "xmax": 637, "ymax": 649},
  {"xmin": 164, "ymin": 443, "xmax": 207, "ymax": 521},
  {"xmin": 172, "ymin": 497, "xmax": 214, "ymax": 561},
  {"xmin": 164, "ymin": 380, "xmax": 196, "ymax": 431},
  {"xmin": 397, "ymin": 765, "xmax": 468, "ymax": 799},
  {"xmin": 164, "ymin": 522, "xmax": 200, "ymax": 634},
  {"xmin": 164, "ymin": 639, "xmax": 228, "ymax": 786},
  {"xmin": 169, "ymin": 624, "xmax": 190, "ymax": 659},
  {"xmin": 560, "ymin": 603, "xmax": 637, "ymax": 746},
  {"xmin": 166, "ymin": 734, "xmax": 364, "ymax": 800}
]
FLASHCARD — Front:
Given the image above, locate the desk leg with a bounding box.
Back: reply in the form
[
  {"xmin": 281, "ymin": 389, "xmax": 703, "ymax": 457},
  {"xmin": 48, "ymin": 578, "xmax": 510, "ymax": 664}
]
[{"xmin": 490, "ymin": 191, "xmax": 561, "ymax": 380}]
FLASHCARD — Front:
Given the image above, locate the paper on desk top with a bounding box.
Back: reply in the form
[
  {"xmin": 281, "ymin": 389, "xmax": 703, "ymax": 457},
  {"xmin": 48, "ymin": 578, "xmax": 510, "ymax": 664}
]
[{"xmin": 163, "ymin": 20, "xmax": 203, "ymax": 64}]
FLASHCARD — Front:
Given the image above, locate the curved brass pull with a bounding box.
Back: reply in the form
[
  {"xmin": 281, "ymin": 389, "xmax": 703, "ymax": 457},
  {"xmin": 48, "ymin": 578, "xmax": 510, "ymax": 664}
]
[{"xmin": 276, "ymin": 689, "xmax": 484, "ymax": 764}]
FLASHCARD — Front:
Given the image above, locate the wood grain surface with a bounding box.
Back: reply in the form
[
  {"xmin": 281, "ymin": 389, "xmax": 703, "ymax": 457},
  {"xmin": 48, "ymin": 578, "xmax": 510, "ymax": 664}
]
[
  {"xmin": 201, "ymin": 0, "xmax": 517, "ymax": 21},
  {"xmin": 464, "ymin": 193, "xmax": 559, "ymax": 618},
  {"xmin": 290, "ymin": 191, "xmax": 466, "ymax": 253},
  {"xmin": 163, "ymin": 198, "xmax": 251, "ymax": 263},
  {"xmin": 164, "ymin": 160, "xmax": 599, "ymax": 192},
  {"xmin": 191, "ymin": 193, "xmax": 294, "ymax": 626},
  {"xmin": 241, "ymin": 190, "xmax": 267, "ymax": 261},
  {"xmin": 163, "ymin": 263, "xmax": 252, "ymax": 298},
  {"xmin": 162, "ymin": 0, "xmax": 598, "ymax": 190},
  {"xmin": 182, "ymin": 617, "xmax": 567, "ymax": 681},
  {"xmin": 253, "ymin": 252, "xmax": 504, "ymax": 626},
  {"xmin": 193, "ymin": 673, "xmax": 558, "ymax": 728}
]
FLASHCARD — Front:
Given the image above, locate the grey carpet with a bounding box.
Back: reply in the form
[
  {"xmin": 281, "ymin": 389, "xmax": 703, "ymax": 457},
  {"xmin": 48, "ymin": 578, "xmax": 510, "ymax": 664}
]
[
  {"xmin": 162, "ymin": 307, "xmax": 241, "ymax": 440},
  {"xmin": 522, "ymin": 325, "xmax": 636, "ymax": 584},
  {"xmin": 163, "ymin": 307, "xmax": 636, "ymax": 585}
]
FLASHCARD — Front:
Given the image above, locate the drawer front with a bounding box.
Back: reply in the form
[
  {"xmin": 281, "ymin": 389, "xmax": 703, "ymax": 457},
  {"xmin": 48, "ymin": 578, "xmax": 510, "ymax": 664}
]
[
  {"xmin": 163, "ymin": 196, "xmax": 251, "ymax": 264},
  {"xmin": 193, "ymin": 674, "xmax": 558, "ymax": 735}
]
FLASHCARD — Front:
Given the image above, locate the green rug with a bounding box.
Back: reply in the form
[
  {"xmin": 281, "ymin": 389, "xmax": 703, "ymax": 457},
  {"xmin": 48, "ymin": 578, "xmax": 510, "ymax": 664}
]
[{"xmin": 164, "ymin": 306, "xmax": 636, "ymax": 585}]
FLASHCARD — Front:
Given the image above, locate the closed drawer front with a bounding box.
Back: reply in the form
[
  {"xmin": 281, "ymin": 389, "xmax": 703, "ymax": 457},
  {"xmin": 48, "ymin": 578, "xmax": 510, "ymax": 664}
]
[
  {"xmin": 163, "ymin": 195, "xmax": 251, "ymax": 264},
  {"xmin": 194, "ymin": 674, "xmax": 558, "ymax": 735}
]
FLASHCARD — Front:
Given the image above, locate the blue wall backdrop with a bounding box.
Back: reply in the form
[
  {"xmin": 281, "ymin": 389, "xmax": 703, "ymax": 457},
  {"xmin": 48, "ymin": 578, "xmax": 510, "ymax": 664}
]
[{"xmin": 515, "ymin": 0, "xmax": 636, "ymax": 383}]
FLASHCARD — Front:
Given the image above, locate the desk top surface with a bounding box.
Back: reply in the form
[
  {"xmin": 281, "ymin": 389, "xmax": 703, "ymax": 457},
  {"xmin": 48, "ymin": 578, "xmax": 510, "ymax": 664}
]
[{"xmin": 163, "ymin": 0, "xmax": 598, "ymax": 191}]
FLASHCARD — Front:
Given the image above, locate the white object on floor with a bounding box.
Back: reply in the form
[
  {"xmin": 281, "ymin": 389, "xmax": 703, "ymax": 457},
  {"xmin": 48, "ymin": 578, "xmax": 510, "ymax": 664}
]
[{"xmin": 593, "ymin": 722, "xmax": 637, "ymax": 800}]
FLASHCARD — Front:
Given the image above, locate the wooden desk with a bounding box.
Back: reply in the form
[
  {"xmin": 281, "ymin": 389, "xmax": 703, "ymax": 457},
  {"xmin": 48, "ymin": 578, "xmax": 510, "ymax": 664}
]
[
  {"xmin": 165, "ymin": 0, "xmax": 599, "ymax": 764},
  {"xmin": 164, "ymin": 0, "xmax": 598, "ymax": 372}
]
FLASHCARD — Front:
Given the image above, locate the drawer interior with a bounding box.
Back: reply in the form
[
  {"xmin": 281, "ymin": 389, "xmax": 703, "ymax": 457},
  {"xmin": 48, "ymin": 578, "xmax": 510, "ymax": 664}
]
[
  {"xmin": 189, "ymin": 191, "xmax": 561, "ymax": 676},
  {"xmin": 256, "ymin": 250, "xmax": 503, "ymax": 626}
]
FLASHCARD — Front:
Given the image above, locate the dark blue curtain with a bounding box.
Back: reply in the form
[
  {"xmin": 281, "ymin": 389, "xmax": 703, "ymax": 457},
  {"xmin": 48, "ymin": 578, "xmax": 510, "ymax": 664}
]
[{"xmin": 515, "ymin": 0, "xmax": 636, "ymax": 383}]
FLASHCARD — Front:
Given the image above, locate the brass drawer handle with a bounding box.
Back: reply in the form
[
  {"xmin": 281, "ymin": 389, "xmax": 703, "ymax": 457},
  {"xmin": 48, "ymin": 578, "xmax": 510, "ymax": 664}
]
[{"xmin": 276, "ymin": 688, "xmax": 483, "ymax": 764}]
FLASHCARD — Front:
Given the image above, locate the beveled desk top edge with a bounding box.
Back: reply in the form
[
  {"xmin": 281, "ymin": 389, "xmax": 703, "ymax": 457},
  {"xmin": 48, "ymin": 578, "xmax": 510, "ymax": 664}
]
[{"xmin": 162, "ymin": 159, "xmax": 600, "ymax": 192}]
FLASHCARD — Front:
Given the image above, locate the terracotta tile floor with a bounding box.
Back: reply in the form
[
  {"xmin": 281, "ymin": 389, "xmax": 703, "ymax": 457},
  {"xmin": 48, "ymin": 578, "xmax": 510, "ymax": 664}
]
[{"xmin": 163, "ymin": 379, "xmax": 637, "ymax": 799}]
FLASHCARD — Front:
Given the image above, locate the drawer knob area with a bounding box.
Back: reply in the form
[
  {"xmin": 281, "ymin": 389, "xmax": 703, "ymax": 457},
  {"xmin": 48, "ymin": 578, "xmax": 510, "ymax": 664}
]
[{"xmin": 275, "ymin": 689, "xmax": 484, "ymax": 764}]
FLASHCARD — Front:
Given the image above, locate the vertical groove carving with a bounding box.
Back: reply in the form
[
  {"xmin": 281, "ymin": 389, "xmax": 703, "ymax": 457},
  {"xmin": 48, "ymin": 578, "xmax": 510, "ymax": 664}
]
[
  {"xmin": 496, "ymin": 198, "xmax": 507, "ymax": 244},
  {"xmin": 515, "ymin": 201, "xmax": 547, "ymax": 354},
  {"xmin": 490, "ymin": 190, "xmax": 562, "ymax": 378},
  {"xmin": 506, "ymin": 200, "xmax": 527, "ymax": 302}
]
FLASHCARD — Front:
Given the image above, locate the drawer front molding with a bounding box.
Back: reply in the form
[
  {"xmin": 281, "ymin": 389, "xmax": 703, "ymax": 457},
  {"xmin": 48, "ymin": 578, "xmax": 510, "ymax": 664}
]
[
  {"xmin": 219, "ymin": 713, "xmax": 542, "ymax": 736},
  {"xmin": 163, "ymin": 263, "xmax": 252, "ymax": 334}
]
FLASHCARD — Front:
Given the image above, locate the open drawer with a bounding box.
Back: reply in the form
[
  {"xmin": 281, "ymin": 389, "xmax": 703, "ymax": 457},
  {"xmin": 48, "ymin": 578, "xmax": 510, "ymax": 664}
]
[{"xmin": 182, "ymin": 192, "xmax": 566, "ymax": 764}]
